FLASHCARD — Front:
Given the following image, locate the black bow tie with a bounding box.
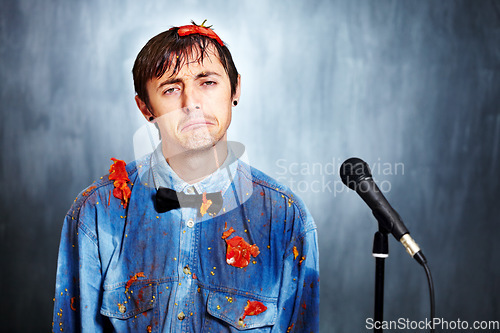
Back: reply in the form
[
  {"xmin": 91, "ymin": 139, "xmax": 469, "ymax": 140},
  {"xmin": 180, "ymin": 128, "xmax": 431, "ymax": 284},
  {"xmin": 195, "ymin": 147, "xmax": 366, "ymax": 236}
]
[{"xmin": 155, "ymin": 187, "xmax": 223, "ymax": 215}]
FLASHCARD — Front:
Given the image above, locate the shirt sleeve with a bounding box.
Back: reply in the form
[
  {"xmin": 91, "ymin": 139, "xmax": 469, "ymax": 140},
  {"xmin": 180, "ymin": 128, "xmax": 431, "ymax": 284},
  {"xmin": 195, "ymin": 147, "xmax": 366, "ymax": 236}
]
[
  {"xmin": 274, "ymin": 223, "xmax": 320, "ymax": 332},
  {"xmin": 52, "ymin": 211, "xmax": 106, "ymax": 333}
]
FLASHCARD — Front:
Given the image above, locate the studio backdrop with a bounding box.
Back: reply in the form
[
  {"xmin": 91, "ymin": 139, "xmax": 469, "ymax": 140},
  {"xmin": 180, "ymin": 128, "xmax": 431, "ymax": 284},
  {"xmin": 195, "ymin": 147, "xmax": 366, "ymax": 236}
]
[{"xmin": 1, "ymin": 0, "xmax": 499, "ymax": 332}]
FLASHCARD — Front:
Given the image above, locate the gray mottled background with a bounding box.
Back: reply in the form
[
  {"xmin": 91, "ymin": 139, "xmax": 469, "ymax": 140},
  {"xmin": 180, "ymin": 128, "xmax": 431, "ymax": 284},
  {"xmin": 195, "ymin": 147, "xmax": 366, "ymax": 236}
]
[{"xmin": 1, "ymin": 0, "xmax": 499, "ymax": 332}]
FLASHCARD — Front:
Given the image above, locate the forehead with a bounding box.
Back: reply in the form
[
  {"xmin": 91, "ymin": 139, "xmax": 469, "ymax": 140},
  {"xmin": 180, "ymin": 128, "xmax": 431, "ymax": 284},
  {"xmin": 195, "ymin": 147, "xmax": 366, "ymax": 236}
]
[{"xmin": 159, "ymin": 45, "xmax": 226, "ymax": 80}]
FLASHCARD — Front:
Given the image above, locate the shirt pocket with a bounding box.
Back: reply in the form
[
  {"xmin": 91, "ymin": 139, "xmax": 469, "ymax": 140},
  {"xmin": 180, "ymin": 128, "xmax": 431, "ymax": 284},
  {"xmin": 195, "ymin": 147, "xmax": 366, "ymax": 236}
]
[
  {"xmin": 100, "ymin": 282, "xmax": 156, "ymax": 329},
  {"xmin": 205, "ymin": 290, "xmax": 277, "ymax": 331}
]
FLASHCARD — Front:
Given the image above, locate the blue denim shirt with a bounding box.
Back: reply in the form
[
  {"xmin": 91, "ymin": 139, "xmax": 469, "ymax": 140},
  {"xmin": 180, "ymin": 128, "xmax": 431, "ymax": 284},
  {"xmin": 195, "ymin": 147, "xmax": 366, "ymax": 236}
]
[{"xmin": 53, "ymin": 146, "xmax": 319, "ymax": 332}]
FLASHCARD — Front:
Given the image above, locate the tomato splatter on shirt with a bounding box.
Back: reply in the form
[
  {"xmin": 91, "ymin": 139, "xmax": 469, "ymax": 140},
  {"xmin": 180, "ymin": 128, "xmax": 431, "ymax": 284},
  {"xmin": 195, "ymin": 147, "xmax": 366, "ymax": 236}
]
[
  {"xmin": 125, "ymin": 272, "xmax": 145, "ymax": 293},
  {"xmin": 293, "ymin": 246, "xmax": 299, "ymax": 260},
  {"xmin": 109, "ymin": 158, "xmax": 131, "ymax": 208},
  {"xmin": 222, "ymin": 227, "xmax": 235, "ymax": 240},
  {"xmin": 70, "ymin": 297, "xmax": 76, "ymax": 311},
  {"xmin": 82, "ymin": 186, "xmax": 97, "ymax": 196},
  {"xmin": 200, "ymin": 192, "xmax": 213, "ymax": 216},
  {"xmin": 224, "ymin": 235, "xmax": 260, "ymax": 268},
  {"xmin": 241, "ymin": 300, "xmax": 267, "ymax": 321}
]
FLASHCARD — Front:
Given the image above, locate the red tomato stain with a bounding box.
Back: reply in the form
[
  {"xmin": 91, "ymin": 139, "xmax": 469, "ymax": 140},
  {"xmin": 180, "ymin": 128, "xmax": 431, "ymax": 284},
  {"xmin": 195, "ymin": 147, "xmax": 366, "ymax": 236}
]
[
  {"xmin": 70, "ymin": 297, "xmax": 76, "ymax": 311},
  {"xmin": 221, "ymin": 227, "xmax": 235, "ymax": 239},
  {"xmin": 125, "ymin": 272, "xmax": 145, "ymax": 293},
  {"xmin": 138, "ymin": 288, "xmax": 144, "ymax": 301},
  {"xmin": 200, "ymin": 192, "xmax": 213, "ymax": 216},
  {"xmin": 241, "ymin": 300, "xmax": 267, "ymax": 320},
  {"xmin": 225, "ymin": 236, "xmax": 260, "ymax": 268},
  {"xmin": 82, "ymin": 186, "xmax": 97, "ymax": 196},
  {"xmin": 109, "ymin": 158, "xmax": 131, "ymax": 208},
  {"xmin": 260, "ymin": 192, "xmax": 264, "ymax": 196},
  {"xmin": 293, "ymin": 246, "xmax": 299, "ymax": 260}
]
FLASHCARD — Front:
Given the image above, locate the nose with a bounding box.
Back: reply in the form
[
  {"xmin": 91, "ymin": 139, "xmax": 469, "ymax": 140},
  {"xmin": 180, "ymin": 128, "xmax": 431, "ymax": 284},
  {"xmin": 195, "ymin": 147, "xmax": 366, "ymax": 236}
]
[{"xmin": 181, "ymin": 84, "xmax": 201, "ymax": 113}]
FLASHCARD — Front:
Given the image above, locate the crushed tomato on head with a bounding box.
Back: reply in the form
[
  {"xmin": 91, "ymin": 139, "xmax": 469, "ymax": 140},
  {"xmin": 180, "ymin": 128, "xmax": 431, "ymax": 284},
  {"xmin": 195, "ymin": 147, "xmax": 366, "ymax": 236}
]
[{"xmin": 172, "ymin": 19, "xmax": 224, "ymax": 46}]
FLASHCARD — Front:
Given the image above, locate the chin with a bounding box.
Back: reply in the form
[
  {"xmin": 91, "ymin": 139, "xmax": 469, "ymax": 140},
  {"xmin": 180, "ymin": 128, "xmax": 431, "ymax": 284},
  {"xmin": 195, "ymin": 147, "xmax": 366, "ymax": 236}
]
[
  {"xmin": 180, "ymin": 135, "xmax": 218, "ymax": 151},
  {"xmin": 174, "ymin": 127, "xmax": 227, "ymax": 152}
]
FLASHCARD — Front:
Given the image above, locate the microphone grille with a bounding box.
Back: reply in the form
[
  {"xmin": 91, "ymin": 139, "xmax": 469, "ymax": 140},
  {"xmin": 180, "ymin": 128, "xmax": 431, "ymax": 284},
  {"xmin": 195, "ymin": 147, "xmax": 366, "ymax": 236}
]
[{"xmin": 339, "ymin": 157, "xmax": 372, "ymax": 190}]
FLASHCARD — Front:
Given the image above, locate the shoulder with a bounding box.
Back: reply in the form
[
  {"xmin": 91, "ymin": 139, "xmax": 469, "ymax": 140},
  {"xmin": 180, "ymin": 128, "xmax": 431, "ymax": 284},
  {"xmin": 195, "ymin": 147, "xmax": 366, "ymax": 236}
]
[
  {"xmin": 237, "ymin": 161, "xmax": 316, "ymax": 236},
  {"xmin": 66, "ymin": 157, "xmax": 147, "ymax": 221}
]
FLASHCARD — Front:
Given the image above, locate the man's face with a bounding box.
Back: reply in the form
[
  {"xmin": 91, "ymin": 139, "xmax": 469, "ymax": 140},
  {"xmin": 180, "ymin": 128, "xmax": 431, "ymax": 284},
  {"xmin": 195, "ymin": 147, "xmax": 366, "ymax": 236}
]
[{"xmin": 138, "ymin": 46, "xmax": 240, "ymax": 154}]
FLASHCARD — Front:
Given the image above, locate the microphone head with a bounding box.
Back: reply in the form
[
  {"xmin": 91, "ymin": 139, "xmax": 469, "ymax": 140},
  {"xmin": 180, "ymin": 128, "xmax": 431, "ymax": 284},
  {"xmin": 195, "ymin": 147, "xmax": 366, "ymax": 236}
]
[{"xmin": 339, "ymin": 157, "xmax": 372, "ymax": 191}]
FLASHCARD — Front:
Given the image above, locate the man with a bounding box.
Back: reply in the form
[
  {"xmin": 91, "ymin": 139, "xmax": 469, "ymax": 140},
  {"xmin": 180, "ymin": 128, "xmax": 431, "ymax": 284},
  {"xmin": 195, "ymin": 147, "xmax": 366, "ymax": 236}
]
[{"xmin": 53, "ymin": 21, "xmax": 319, "ymax": 332}]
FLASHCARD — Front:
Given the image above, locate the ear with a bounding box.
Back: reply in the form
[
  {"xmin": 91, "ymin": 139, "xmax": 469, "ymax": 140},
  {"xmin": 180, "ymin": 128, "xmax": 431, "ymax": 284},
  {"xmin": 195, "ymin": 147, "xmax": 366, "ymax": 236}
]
[
  {"xmin": 135, "ymin": 95, "xmax": 154, "ymax": 122},
  {"xmin": 233, "ymin": 74, "xmax": 242, "ymax": 104}
]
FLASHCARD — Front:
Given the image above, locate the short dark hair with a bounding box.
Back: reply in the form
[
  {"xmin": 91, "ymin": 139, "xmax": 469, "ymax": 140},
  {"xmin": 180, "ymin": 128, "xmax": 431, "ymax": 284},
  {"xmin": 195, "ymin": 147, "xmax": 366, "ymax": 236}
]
[{"xmin": 132, "ymin": 27, "xmax": 239, "ymax": 110}]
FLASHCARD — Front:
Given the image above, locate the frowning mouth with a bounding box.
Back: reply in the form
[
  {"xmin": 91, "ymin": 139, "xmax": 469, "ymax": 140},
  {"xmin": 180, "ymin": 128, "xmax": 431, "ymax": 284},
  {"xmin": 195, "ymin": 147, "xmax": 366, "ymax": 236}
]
[{"xmin": 180, "ymin": 120, "xmax": 215, "ymax": 132}]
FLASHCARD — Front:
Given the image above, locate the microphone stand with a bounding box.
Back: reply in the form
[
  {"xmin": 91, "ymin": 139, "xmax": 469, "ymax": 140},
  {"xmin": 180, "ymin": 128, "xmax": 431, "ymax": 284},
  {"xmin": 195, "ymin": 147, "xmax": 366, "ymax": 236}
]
[{"xmin": 372, "ymin": 226, "xmax": 389, "ymax": 333}]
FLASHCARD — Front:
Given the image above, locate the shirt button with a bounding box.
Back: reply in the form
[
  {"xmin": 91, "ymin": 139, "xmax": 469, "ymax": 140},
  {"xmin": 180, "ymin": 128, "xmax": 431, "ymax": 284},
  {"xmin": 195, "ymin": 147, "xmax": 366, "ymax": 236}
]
[
  {"xmin": 118, "ymin": 304, "xmax": 126, "ymax": 313},
  {"xmin": 178, "ymin": 311, "xmax": 186, "ymax": 320},
  {"xmin": 186, "ymin": 219, "xmax": 194, "ymax": 228},
  {"xmin": 185, "ymin": 186, "xmax": 195, "ymax": 194}
]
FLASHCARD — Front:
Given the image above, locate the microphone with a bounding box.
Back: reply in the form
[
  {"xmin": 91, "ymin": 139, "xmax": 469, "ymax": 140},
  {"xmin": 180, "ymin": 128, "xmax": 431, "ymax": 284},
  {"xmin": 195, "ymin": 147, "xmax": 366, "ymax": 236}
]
[{"xmin": 339, "ymin": 157, "xmax": 427, "ymax": 265}]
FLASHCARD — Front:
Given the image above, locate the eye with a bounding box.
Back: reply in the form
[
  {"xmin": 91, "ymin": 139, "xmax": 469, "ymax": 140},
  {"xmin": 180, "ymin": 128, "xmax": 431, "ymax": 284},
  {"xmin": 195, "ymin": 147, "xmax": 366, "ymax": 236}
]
[
  {"xmin": 203, "ymin": 81, "xmax": 217, "ymax": 86},
  {"xmin": 163, "ymin": 87, "xmax": 178, "ymax": 95}
]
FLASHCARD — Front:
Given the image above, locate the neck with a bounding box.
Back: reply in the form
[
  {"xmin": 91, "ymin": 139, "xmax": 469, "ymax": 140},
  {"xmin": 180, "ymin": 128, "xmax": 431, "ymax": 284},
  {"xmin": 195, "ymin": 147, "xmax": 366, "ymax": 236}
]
[{"xmin": 162, "ymin": 139, "xmax": 228, "ymax": 184}]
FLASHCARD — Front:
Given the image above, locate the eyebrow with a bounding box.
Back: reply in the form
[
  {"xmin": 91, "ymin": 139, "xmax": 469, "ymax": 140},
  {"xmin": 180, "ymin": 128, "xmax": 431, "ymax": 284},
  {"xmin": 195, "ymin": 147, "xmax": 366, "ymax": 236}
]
[
  {"xmin": 156, "ymin": 71, "xmax": 222, "ymax": 91},
  {"xmin": 195, "ymin": 71, "xmax": 221, "ymax": 79},
  {"xmin": 157, "ymin": 78, "xmax": 182, "ymax": 91}
]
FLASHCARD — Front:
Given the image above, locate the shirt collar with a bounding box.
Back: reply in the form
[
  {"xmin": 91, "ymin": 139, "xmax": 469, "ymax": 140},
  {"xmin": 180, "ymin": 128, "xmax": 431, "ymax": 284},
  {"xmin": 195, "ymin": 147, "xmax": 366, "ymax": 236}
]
[{"xmin": 150, "ymin": 144, "xmax": 238, "ymax": 195}]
